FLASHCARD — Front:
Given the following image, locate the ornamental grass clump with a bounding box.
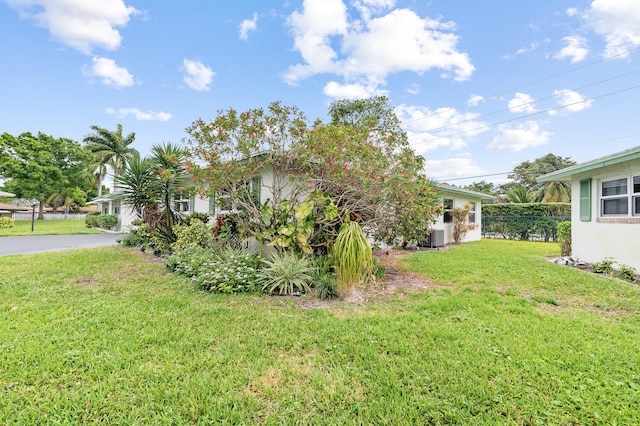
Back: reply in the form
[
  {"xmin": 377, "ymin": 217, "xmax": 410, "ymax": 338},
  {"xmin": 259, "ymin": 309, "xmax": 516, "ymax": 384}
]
[
  {"xmin": 258, "ymin": 252, "xmax": 315, "ymax": 295},
  {"xmin": 330, "ymin": 217, "xmax": 373, "ymax": 297}
]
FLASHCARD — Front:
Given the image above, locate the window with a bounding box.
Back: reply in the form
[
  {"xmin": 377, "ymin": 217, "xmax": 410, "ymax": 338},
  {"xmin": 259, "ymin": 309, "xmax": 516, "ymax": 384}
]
[
  {"xmin": 218, "ymin": 196, "xmax": 233, "ymax": 212},
  {"xmin": 634, "ymin": 176, "xmax": 640, "ymax": 216},
  {"xmin": 174, "ymin": 193, "xmax": 191, "ymax": 213},
  {"xmin": 599, "ymin": 176, "xmax": 640, "ymax": 217},
  {"xmin": 113, "ymin": 201, "xmax": 120, "ymax": 215},
  {"xmin": 467, "ymin": 202, "xmax": 476, "ymax": 223},
  {"xmin": 443, "ymin": 198, "xmax": 454, "ymax": 223},
  {"xmin": 580, "ymin": 179, "xmax": 591, "ymax": 221},
  {"xmin": 251, "ymin": 176, "xmax": 262, "ymax": 206}
]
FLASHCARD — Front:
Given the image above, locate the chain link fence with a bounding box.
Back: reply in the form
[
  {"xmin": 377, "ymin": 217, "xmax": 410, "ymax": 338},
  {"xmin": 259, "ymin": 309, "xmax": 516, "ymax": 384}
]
[{"xmin": 482, "ymin": 216, "xmax": 570, "ymax": 242}]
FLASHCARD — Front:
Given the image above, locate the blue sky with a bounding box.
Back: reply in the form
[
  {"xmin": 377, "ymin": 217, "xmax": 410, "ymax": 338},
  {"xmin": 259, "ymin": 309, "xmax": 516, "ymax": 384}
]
[{"xmin": 1, "ymin": 0, "xmax": 639, "ymax": 186}]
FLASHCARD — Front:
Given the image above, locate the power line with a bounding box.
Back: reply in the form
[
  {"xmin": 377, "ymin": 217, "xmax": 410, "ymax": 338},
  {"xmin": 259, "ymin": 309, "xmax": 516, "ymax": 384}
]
[
  {"xmin": 401, "ymin": 45, "xmax": 640, "ymax": 127},
  {"xmin": 409, "ymin": 83, "xmax": 640, "ymax": 145},
  {"xmin": 407, "ymin": 68, "xmax": 640, "ymax": 136}
]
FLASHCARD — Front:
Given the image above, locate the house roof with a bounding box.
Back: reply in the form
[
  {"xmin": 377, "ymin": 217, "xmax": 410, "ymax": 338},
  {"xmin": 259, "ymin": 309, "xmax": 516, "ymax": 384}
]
[
  {"xmin": 537, "ymin": 145, "xmax": 640, "ymax": 183},
  {"xmin": 0, "ymin": 202, "xmax": 30, "ymax": 211},
  {"xmin": 436, "ymin": 182, "xmax": 495, "ymax": 200}
]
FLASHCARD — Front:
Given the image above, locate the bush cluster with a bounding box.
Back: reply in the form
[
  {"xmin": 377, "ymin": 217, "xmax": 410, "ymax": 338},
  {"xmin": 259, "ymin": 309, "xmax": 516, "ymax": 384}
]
[
  {"xmin": 0, "ymin": 217, "xmax": 15, "ymax": 229},
  {"xmin": 167, "ymin": 246, "xmax": 263, "ymax": 294},
  {"xmin": 98, "ymin": 214, "xmax": 118, "ymax": 230},
  {"xmin": 85, "ymin": 211, "xmax": 101, "ymax": 228}
]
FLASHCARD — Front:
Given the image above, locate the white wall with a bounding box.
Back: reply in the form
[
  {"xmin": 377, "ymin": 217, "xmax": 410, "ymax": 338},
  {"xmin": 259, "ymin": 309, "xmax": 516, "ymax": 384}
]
[
  {"xmin": 432, "ymin": 193, "xmax": 484, "ymax": 244},
  {"xmin": 570, "ymin": 159, "xmax": 640, "ymax": 271}
]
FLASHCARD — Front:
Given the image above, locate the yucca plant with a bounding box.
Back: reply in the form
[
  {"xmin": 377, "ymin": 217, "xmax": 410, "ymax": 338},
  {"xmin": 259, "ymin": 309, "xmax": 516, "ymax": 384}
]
[
  {"xmin": 330, "ymin": 216, "xmax": 373, "ymax": 297},
  {"xmin": 258, "ymin": 252, "xmax": 315, "ymax": 295}
]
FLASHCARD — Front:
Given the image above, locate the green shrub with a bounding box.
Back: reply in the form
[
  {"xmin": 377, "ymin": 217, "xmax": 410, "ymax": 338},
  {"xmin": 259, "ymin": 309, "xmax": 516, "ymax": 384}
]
[
  {"xmin": 258, "ymin": 252, "xmax": 315, "ymax": 295},
  {"xmin": 315, "ymin": 274, "xmax": 339, "ymax": 300},
  {"xmin": 85, "ymin": 211, "xmax": 101, "ymax": 228},
  {"xmin": 182, "ymin": 212, "xmax": 211, "ymax": 225},
  {"xmin": 120, "ymin": 232, "xmax": 147, "ymax": 247},
  {"xmin": 0, "ymin": 217, "xmax": 15, "ymax": 229},
  {"xmin": 617, "ymin": 264, "xmax": 637, "ymax": 283},
  {"xmin": 166, "ymin": 246, "xmax": 262, "ymax": 294},
  {"xmin": 557, "ymin": 221, "xmax": 571, "ymax": 256},
  {"xmin": 591, "ymin": 257, "xmax": 615, "ymax": 274},
  {"xmin": 172, "ymin": 219, "xmax": 214, "ymax": 251},
  {"xmin": 98, "ymin": 214, "xmax": 118, "ymax": 230}
]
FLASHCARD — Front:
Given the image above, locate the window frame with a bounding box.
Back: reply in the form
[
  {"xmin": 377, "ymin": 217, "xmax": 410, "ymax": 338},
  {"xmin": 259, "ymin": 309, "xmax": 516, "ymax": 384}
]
[
  {"xmin": 442, "ymin": 198, "xmax": 454, "ymax": 223},
  {"xmin": 598, "ymin": 175, "xmax": 640, "ymax": 217}
]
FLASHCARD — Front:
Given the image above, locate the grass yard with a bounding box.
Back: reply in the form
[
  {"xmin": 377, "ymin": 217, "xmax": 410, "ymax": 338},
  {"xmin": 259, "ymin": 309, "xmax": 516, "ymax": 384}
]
[
  {"xmin": 1, "ymin": 240, "xmax": 639, "ymax": 424},
  {"xmin": 0, "ymin": 219, "xmax": 102, "ymax": 236}
]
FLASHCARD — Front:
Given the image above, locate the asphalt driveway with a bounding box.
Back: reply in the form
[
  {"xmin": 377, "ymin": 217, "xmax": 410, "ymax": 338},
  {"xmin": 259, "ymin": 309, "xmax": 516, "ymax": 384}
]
[{"xmin": 0, "ymin": 233, "xmax": 123, "ymax": 257}]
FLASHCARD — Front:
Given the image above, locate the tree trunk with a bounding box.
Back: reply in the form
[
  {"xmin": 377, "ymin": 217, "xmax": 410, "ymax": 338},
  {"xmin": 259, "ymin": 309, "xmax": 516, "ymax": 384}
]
[{"xmin": 38, "ymin": 200, "xmax": 45, "ymax": 220}]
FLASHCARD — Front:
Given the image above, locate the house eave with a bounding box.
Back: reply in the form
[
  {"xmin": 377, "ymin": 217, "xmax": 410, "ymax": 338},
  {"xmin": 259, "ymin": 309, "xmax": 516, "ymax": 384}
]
[{"xmin": 537, "ymin": 145, "xmax": 640, "ymax": 183}]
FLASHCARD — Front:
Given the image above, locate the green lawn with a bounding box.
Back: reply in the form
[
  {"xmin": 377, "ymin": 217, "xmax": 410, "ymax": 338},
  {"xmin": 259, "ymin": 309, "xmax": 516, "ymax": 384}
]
[
  {"xmin": 1, "ymin": 240, "xmax": 639, "ymax": 424},
  {"xmin": 0, "ymin": 219, "xmax": 102, "ymax": 236}
]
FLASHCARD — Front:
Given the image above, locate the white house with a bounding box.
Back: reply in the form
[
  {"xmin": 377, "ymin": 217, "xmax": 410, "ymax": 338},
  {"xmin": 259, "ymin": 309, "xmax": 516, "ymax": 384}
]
[
  {"xmin": 537, "ymin": 145, "xmax": 640, "ymax": 271},
  {"xmin": 432, "ymin": 183, "xmax": 495, "ymax": 245}
]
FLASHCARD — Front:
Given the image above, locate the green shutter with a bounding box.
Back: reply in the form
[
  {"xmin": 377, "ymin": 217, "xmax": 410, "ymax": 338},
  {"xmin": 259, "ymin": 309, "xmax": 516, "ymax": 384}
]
[
  {"xmin": 580, "ymin": 179, "xmax": 591, "ymax": 221},
  {"xmin": 251, "ymin": 176, "xmax": 262, "ymax": 206}
]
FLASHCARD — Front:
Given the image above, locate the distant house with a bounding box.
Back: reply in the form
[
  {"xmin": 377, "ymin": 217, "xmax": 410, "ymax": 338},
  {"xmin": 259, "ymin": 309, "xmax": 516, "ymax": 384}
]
[
  {"xmin": 0, "ymin": 202, "xmax": 29, "ymax": 219},
  {"xmin": 90, "ymin": 192, "xmax": 214, "ymax": 232},
  {"xmin": 432, "ymin": 183, "xmax": 496, "ymax": 245},
  {"xmin": 537, "ymin": 146, "xmax": 640, "ymax": 271}
]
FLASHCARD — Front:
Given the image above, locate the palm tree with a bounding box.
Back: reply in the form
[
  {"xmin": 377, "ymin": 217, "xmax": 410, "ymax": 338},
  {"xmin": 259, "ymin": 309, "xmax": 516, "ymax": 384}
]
[
  {"xmin": 83, "ymin": 124, "xmax": 138, "ymax": 193},
  {"xmin": 533, "ymin": 180, "xmax": 571, "ymax": 203},
  {"xmin": 116, "ymin": 154, "xmax": 159, "ymax": 220},
  {"xmin": 150, "ymin": 142, "xmax": 189, "ymax": 235},
  {"xmin": 506, "ymin": 186, "xmax": 531, "ymax": 203}
]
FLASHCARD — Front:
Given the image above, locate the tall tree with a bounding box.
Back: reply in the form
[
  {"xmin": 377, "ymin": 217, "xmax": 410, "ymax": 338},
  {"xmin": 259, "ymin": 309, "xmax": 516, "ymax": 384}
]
[
  {"xmin": 116, "ymin": 143, "xmax": 189, "ymax": 243},
  {"xmin": 185, "ymin": 99, "xmax": 443, "ymax": 252},
  {"xmin": 0, "ymin": 132, "xmax": 93, "ymax": 218},
  {"xmin": 464, "ymin": 180, "xmax": 499, "ymax": 197},
  {"xmin": 83, "ymin": 124, "xmax": 138, "ymax": 194},
  {"xmin": 508, "ymin": 153, "xmax": 575, "ymax": 202}
]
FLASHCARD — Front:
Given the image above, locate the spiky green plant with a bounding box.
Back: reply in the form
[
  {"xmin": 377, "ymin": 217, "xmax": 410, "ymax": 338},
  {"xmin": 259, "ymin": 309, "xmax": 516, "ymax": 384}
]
[
  {"xmin": 330, "ymin": 217, "xmax": 372, "ymax": 297},
  {"xmin": 258, "ymin": 252, "xmax": 315, "ymax": 295}
]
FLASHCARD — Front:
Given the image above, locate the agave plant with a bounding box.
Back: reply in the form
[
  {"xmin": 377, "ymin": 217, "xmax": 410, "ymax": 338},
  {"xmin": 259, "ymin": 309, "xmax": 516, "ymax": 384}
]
[{"xmin": 258, "ymin": 252, "xmax": 315, "ymax": 295}]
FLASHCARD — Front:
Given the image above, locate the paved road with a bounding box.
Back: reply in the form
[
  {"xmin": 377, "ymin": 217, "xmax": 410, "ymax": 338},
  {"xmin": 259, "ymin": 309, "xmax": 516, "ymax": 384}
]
[{"xmin": 0, "ymin": 233, "xmax": 123, "ymax": 257}]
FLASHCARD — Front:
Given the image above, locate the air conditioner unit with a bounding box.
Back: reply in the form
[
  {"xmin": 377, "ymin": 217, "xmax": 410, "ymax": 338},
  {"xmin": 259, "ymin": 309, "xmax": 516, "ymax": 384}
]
[{"xmin": 426, "ymin": 229, "xmax": 445, "ymax": 248}]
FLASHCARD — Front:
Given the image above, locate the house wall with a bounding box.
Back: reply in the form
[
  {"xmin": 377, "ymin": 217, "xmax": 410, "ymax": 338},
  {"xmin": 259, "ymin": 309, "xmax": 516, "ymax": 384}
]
[
  {"xmin": 570, "ymin": 158, "xmax": 640, "ymax": 271},
  {"xmin": 432, "ymin": 192, "xmax": 484, "ymax": 244}
]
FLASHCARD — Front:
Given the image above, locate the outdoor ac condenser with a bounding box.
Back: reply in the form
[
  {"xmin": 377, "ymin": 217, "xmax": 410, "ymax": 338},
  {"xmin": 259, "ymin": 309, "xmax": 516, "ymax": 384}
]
[{"xmin": 427, "ymin": 229, "xmax": 445, "ymax": 248}]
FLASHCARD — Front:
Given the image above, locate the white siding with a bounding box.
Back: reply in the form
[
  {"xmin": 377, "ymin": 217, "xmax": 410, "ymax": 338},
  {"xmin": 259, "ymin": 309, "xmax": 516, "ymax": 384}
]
[{"xmin": 570, "ymin": 158, "xmax": 640, "ymax": 271}]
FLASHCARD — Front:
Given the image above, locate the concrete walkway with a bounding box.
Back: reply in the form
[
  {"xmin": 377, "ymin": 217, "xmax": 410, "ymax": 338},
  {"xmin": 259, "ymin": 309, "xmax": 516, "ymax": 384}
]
[{"xmin": 0, "ymin": 233, "xmax": 123, "ymax": 257}]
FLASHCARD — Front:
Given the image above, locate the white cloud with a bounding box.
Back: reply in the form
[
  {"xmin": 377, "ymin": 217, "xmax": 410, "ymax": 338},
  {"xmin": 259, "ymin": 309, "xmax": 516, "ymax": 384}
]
[
  {"xmin": 554, "ymin": 35, "xmax": 589, "ymax": 63},
  {"xmin": 508, "ymin": 92, "xmax": 537, "ymax": 113},
  {"xmin": 83, "ymin": 57, "xmax": 134, "ymax": 88},
  {"xmin": 566, "ymin": 8, "xmax": 578, "ymax": 17},
  {"xmin": 182, "ymin": 59, "xmax": 215, "ymax": 91},
  {"xmin": 396, "ymin": 104, "xmax": 487, "ymax": 154},
  {"xmin": 284, "ymin": 1, "xmax": 474, "ymax": 93},
  {"xmin": 502, "ymin": 42, "xmax": 539, "ymax": 59},
  {"xmin": 549, "ymin": 89, "xmax": 593, "ymax": 115},
  {"xmin": 488, "ymin": 121, "xmax": 551, "ymax": 152},
  {"xmin": 423, "ymin": 158, "xmax": 484, "ymax": 180},
  {"xmin": 406, "ymin": 83, "xmax": 420, "ymax": 95},
  {"xmin": 582, "ymin": 0, "xmax": 640, "ymax": 57},
  {"xmin": 323, "ymin": 80, "xmax": 387, "ymax": 99},
  {"xmin": 4, "ymin": 0, "xmax": 138, "ymax": 54},
  {"xmin": 106, "ymin": 107, "xmax": 171, "ymax": 121},
  {"xmin": 467, "ymin": 95, "xmax": 484, "ymax": 106},
  {"xmin": 239, "ymin": 13, "xmax": 258, "ymax": 41}
]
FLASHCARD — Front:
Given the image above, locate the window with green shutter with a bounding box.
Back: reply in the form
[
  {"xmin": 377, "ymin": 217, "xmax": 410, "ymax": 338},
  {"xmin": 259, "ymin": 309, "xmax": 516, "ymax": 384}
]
[
  {"xmin": 580, "ymin": 179, "xmax": 591, "ymax": 221},
  {"xmin": 251, "ymin": 176, "xmax": 262, "ymax": 206}
]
